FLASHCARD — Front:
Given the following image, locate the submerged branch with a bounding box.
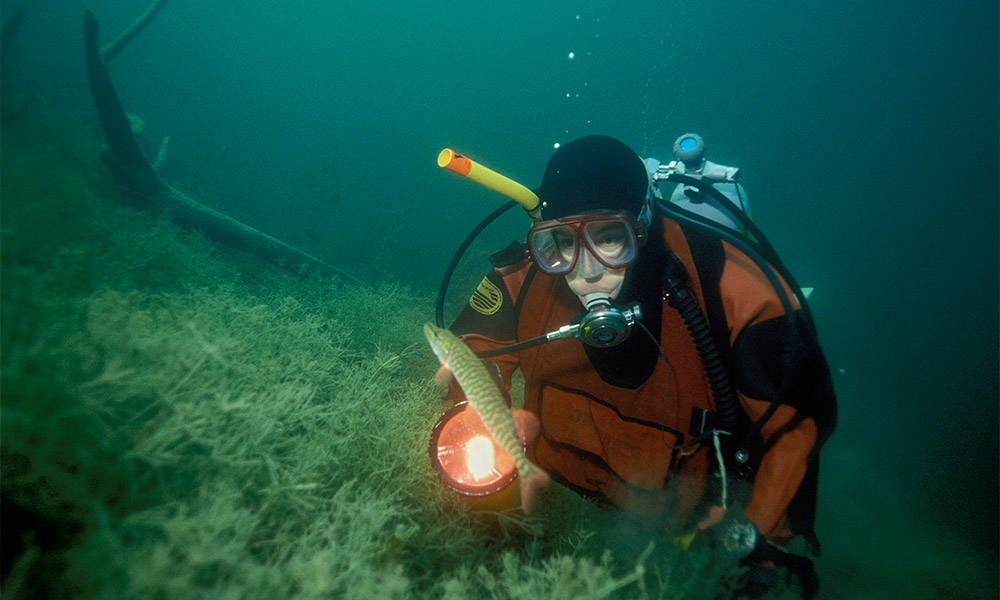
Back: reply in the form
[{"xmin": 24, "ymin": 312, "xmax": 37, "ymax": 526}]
[
  {"xmin": 100, "ymin": 0, "xmax": 169, "ymax": 63},
  {"xmin": 84, "ymin": 9, "xmax": 361, "ymax": 284}
]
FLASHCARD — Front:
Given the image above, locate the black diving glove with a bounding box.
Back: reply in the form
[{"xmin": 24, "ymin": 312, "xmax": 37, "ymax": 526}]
[
  {"xmin": 741, "ymin": 536, "xmax": 819, "ymax": 599},
  {"xmin": 696, "ymin": 517, "xmax": 819, "ymax": 599}
]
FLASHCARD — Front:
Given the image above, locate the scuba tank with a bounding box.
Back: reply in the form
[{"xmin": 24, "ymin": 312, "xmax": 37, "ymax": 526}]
[{"xmin": 644, "ymin": 133, "xmax": 751, "ymax": 233}]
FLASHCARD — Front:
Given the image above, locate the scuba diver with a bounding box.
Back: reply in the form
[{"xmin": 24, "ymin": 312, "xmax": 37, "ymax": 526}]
[{"xmin": 433, "ymin": 135, "xmax": 836, "ymax": 597}]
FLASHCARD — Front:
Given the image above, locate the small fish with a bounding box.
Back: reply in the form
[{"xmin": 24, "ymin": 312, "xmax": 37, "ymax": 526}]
[{"xmin": 423, "ymin": 322, "xmax": 550, "ymax": 514}]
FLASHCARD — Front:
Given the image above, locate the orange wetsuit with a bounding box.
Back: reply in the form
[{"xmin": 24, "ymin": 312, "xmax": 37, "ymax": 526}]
[{"xmin": 447, "ymin": 217, "xmax": 836, "ymax": 546}]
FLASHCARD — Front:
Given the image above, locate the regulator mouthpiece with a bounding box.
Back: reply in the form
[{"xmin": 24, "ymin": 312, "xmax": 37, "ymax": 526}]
[
  {"xmin": 578, "ymin": 297, "xmax": 642, "ymax": 348},
  {"xmin": 583, "ymin": 292, "xmax": 613, "ymax": 310}
]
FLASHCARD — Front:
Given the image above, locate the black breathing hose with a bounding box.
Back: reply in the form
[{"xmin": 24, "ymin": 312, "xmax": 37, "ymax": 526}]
[
  {"xmin": 662, "ymin": 253, "xmax": 741, "ymax": 438},
  {"xmin": 475, "ymin": 333, "xmax": 551, "ymax": 358},
  {"xmin": 655, "ymin": 176, "xmax": 813, "ymax": 461}
]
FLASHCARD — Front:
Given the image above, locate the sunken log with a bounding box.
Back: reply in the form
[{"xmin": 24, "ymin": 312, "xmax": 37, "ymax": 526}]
[{"xmin": 84, "ymin": 9, "xmax": 360, "ymax": 283}]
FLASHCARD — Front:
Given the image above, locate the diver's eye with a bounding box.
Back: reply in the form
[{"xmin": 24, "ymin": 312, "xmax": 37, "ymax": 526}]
[
  {"xmin": 553, "ymin": 230, "xmax": 576, "ymax": 258},
  {"xmin": 588, "ymin": 223, "xmax": 628, "ymax": 257},
  {"xmin": 553, "ymin": 230, "xmax": 574, "ymax": 248}
]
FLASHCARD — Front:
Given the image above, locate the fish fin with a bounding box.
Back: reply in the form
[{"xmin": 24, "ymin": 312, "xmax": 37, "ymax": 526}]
[{"xmin": 519, "ymin": 467, "xmax": 551, "ymax": 516}]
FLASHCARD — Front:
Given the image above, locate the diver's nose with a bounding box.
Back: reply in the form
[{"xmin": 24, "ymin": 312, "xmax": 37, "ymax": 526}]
[{"xmin": 575, "ymin": 246, "xmax": 605, "ymax": 279}]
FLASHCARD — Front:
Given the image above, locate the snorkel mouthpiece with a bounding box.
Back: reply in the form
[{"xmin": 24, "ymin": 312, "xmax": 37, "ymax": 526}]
[{"xmin": 578, "ymin": 295, "xmax": 643, "ymax": 348}]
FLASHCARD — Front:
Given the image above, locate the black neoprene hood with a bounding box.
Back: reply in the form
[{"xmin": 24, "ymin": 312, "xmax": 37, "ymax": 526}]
[{"xmin": 539, "ymin": 135, "xmax": 649, "ymax": 221}]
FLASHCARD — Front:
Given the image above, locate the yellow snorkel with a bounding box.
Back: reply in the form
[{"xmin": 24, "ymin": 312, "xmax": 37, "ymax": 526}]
[
  {"xmin": 432, "ymin": 147, "xmax": 543, "ymax": 511},
  {"xmin": 437, "ymin": 149, "xmax": 540, "ymax": 218}
]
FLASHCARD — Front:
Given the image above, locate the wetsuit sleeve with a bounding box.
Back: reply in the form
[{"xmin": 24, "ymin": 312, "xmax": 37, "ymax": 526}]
[
  {"xmin": 718, "ymin": 242, "xmax": 834, "ymax": 543},
  {"xmin": 739, "ymin": 398, "xmax": 817, "ymax": 542}
]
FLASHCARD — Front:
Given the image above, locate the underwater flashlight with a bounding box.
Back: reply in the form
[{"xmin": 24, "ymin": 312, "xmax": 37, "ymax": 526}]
[{"xmin": 428, "ymin": 402, "xmax": 521, "ymax": 510}]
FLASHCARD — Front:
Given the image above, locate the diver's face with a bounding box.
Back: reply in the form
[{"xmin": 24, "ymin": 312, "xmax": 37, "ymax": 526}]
[{"xmin": 564, "ymin": 244, "xmax": 627, "ymax": 306}]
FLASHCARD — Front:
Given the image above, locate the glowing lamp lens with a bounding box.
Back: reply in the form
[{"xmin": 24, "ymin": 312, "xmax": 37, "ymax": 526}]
[
  {"xmin": 429, "ymin": 402, "xmax": 517, "ymax": 496},
  {"xmin": 465, "ymin": 435, "xmax": 495, "ymax": 480}
]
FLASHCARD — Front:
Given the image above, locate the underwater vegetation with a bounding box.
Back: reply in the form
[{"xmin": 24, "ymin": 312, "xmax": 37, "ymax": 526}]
[{"xmin": 2, "ymin": 87, "xmax": 996, "ymax": 600}]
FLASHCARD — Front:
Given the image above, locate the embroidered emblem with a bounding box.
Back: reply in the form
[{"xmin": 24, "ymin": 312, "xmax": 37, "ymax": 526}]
[{"xmin": 469, "ymin": 276, "xmax": 503, "ymax": 315}]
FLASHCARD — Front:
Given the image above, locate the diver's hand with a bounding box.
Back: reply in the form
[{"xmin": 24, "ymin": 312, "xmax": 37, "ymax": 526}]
[
  {"xmin": 511, "ymin": 409, "xmax": 540, "ymax": 447},
  {"xmin": 433, "ymin": 364, "xmax": 453, "ymax": 398},
  {"xmin": 694, "ymin": 516, "xmax": 819, "ymax": 598}
]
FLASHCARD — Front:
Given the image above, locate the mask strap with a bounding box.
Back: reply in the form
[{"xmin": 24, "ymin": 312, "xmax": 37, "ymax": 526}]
[
  {"xmin": 638, "ymin": 201, "xmax": 653, "ymax": 228},
  {"xmin": 635, "ymin": 202, "xmax": 653, "ymax": 244}
]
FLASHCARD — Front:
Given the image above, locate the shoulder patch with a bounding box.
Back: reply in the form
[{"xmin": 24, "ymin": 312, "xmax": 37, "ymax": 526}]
[
  {"xmin": 450, "ymin": 269, "xmax": 517, "ymax": 340},
  {"xmin": 469, "ymin": 276, "xmax": 503, "ymax": 315}
]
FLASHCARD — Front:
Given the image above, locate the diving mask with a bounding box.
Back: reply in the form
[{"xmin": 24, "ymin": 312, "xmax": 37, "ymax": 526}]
[{"xmin": 527, "ymin": 211, "xmax": 644, "ymax": 276}]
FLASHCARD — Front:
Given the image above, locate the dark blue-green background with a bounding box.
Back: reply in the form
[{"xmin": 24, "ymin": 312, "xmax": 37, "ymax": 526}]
[{"xmin": 5, "ymin": 0, "xmax": 996, "ymax": 580}]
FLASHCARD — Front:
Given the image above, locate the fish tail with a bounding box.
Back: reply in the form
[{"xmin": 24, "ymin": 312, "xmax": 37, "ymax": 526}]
[{"xmin": 519, "ymin": 464, "xmax": 551, "ymax": 515}]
